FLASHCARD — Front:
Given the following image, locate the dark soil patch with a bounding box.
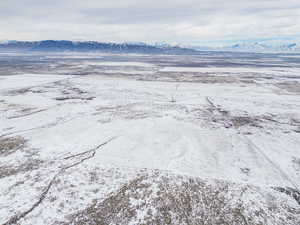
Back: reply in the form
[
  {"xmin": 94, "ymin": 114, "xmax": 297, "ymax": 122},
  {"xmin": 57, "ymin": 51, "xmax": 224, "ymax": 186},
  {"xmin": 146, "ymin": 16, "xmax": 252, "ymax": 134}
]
[{"xmin": 0, "ymin": 136, "xmax": 26, "ymax": 156}]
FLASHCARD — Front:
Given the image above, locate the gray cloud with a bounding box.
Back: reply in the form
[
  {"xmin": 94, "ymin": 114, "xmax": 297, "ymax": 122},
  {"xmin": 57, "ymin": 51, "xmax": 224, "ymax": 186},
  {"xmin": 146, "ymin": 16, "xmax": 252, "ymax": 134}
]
[{"xmin": 1, "ymin": 0, "xmax": 300, "ymax": 45}]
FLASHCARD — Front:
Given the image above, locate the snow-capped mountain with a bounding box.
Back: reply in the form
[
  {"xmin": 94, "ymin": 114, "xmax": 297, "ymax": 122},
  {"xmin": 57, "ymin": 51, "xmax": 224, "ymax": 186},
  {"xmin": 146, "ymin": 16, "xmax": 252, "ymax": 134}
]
[
  {"xmin": 1, "ymin": 40, "xmax": 300, "ymax": 53},
  {"xmin": 224, "ymin": 42, "xmax": 300, "ymax": 52},
  {"xmin": 0, "ymin": 40, "xmax": 196, "ymax": 54}
]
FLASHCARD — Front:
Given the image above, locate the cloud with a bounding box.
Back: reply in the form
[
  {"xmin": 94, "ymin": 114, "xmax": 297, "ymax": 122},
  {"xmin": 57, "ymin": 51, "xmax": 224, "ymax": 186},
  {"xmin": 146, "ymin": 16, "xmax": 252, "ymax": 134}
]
[{"xmin": 1, "ymin": 0, "xmax": 300, "ymax": 45}]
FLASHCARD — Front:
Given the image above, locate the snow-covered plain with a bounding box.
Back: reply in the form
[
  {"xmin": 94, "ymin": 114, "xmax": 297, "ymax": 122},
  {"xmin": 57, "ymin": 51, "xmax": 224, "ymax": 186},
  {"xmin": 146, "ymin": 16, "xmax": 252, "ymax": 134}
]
[{"xmin": 0, "ymin": 52, "xmax": 300, "ymax": 225}]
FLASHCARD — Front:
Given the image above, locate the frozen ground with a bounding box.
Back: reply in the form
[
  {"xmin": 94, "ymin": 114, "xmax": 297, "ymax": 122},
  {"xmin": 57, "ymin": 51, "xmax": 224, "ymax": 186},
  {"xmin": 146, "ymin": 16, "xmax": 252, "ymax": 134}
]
[{"xmin": 0, "ymin": 52, "xmax": 300, "ymax": 225}]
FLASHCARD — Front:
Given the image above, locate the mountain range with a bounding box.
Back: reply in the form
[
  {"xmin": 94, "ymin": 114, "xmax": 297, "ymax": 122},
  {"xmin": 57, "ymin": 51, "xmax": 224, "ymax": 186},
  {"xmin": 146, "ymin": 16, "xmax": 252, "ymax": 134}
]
[
  {"xmin": 225, "ymin": 42, "xmax": 300, "ymax": 52},
  {"xmin": 0, "ymin": 40, "xmax": 196, "ymax": 54},
  {"xmin": 0, "ymin": 40, "xmax": 299, "ymax": 53}
]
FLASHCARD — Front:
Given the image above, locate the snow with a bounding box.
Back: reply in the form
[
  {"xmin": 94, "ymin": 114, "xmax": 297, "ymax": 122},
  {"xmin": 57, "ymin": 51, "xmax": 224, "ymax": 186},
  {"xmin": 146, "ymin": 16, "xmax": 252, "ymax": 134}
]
[
  {"xmin": 0, "ymin": 54, "xmax": 300, "ymax": 224},
  {"xmin": 159, "ymin": 66, "xmax": 300, "ymax": 76},
  {"xmin": 0, "ymin": 74, "xmax": 72, "ymax": 91},
  {"xmin": 82, "ymin": 61, "xmax": 154, "ymax": 67}
]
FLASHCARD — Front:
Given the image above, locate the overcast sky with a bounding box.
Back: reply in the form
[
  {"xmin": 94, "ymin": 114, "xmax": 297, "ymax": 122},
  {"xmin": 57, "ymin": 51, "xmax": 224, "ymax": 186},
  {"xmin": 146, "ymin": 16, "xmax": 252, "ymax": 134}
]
[{"xmin": 1, "ymin": 0, "xmax": 300, "ymax": 46}]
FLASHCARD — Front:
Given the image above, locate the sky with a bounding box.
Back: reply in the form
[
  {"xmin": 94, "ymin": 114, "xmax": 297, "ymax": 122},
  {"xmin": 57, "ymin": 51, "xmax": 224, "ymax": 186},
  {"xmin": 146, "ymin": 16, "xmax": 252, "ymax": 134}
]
[{"xmin": 1, "ymin": 0, "xmax": 300, "ymax": 46}]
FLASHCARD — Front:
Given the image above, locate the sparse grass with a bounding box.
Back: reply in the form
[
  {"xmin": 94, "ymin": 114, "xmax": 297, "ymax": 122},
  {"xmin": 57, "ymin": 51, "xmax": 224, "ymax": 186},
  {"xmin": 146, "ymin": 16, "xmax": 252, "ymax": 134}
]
[
  {"xmin": 0, "ymin": 136, "xmax": 43, "ymax": 178},
  {"xmin": 230, "ymin": 116, "xmax": 262, "ymax": 128},
  {"xmin": 0, "ymin": 159, "xmax": 43, "ymax": 178},
  {"xmin": 0, "ymin": 136, "xmax": 26, "ymax": 156},
  {"xmin": 276, "ymin": 82, "xmax": 300, "ymax": 94},
  {"xmin": 273, "ymin": 186, "xmax": 300, "ymax": 206},
  {"xmin": 61, "ymin": 172, "xmax": 299, "ymax": 225}
]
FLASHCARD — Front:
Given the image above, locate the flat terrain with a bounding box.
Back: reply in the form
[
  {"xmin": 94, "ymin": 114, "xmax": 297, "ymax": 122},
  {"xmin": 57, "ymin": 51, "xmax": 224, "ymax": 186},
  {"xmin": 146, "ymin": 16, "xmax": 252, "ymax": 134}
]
[{"xmin": 0, "ymin": 51, "xmax": 300, "ymax": 225}]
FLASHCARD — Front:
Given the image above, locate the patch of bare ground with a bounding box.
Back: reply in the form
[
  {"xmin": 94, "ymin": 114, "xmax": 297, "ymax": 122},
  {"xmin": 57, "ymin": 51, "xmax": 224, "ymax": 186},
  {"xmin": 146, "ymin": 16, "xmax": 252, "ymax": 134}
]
[
  {"xmin": 7, "ymin": 107, "xmax": 49, "ymax": 119},
  {"xmin": 0, "ymin": 100, "xmax": 48, "ymax": 119},
  {"xmin": 55, "ymin": 96, "xmax": 95, "ymax": 101},
  {"xmin": 0, "ymin": 136, "xmax": 26, "ymax": 156},
  {"xmin": 0, "ymin": 136, "xmax": 43, "ymax": 178},
  {"xmin": 51, "ymin": 81, "xmax": 95, "ymax": 101},
  {"xmin": 276, "ymin": 82, "xmax": 300, "ymax": 94},
  {"xmin": 61, "ymin": 172, "xmax": 300, "ymax": 225},
  {"xmin": 135, "ymin": 72, "xmax": 255, "ymax": 84},
  {"xmin": 0, "ymin": 158, "xmax": 43, "ymax": 178},
  {"xmin": 5, "ymin": 87, "xmax": 46, "ymax": 96},
  {"xmin": 204, "ymin": 97, "xmax": 298, "ymax": 130},
  {"xmin": 0, "ymin": 102, "xmax": 20, "ymax": 114},
  {"xmin": 4, "ymin": 79, "xmax": 93, "ymax": 102},
  {"xmin": 273, "ymin": 187, "xmax": 300, "ymax": 206},
  {"xmin": 290, "ymin": 118, "xmax": 300, "ymax": 133},
  {"xmin": 292, "ymin": 157, "xmax": 300, "ymax": 172},
  {"xmin": 157, "ymin": 74, "xmax": 239, "ymax": 84},
  {"xmin": 93, "ymin": 99, "xmax": 292, "ymax": 131}
]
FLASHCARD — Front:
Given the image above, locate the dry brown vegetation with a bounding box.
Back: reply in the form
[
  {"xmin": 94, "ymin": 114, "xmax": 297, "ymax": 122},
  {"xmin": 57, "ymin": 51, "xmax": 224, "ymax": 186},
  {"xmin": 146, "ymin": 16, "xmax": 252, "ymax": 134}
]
[
  {"xmin": 61, "ymin": 172, "xmax": 300, "ymax": 225},
  {"xmin": 0, "ymin": 136, "xmax": 26, "ymax": 156}
]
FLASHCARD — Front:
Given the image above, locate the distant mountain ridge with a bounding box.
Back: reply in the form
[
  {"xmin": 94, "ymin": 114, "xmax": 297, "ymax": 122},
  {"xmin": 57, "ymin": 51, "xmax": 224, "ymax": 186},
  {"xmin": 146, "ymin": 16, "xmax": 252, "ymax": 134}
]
[
  {"xmin": 0, "ymin": 40, "xmax": 196, "ymax": 54},
  {"xmin": 181, "ymin": 41, "xmax": 300, "ymax": 53},
  {"xmin": 223, "ymin": 42, "xmax": 300, "ymax": 52},
  {"xmin": 1, "ymin": 40, "xmax": 300, "ymax": 53}
]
